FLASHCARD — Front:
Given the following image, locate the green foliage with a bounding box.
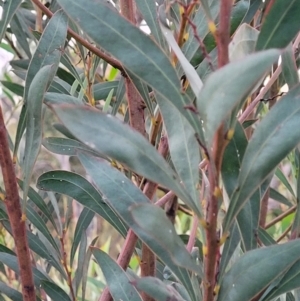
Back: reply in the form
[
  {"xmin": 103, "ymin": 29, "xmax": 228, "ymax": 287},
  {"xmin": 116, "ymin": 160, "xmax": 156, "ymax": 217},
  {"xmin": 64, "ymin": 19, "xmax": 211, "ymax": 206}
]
[{"xmin": 1, "ymin": 0, "xmax": 300, "ymax": 301}]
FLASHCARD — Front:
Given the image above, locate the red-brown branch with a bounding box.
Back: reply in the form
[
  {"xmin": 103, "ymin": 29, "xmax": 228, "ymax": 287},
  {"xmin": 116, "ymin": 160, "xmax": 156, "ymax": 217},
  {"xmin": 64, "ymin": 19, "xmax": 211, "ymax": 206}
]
[{"xmin": 0, "ymin": 106, "xmax": 36, "ymax": 301}]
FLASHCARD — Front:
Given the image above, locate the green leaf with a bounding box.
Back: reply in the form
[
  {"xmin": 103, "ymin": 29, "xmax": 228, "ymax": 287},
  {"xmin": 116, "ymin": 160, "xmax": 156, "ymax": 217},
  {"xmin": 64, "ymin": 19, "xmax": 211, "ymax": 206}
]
[
  {"xmin": 14, "ymin": 9, "xmax": 68, "ymax": 157},
  {"xmin": 0, "ymin": 281, "xmax": 22, "ymax": 301},
  {"xmin": 0, "ymin": 252, "xmax": 51, "ymax": 287},
  {"xmin": 229, "ymin": 23, "xmax": 259, "ymax": 61},
  {"xmin": 282, "ymin": 43, "xmax": 299, "ymax": 89},
  {"xmin": 41, "ymin": 281, "xmax": 71, "ymax": 301},
  {"xmin": 18, "ymin": 179, "xmax": 57, "ymax": 231},
  {"xmin": 135, "ymin": 0, "xmax": 166, "ymax": 48},
  {"xmin": 0, "ymin": 0, "xmax": 22, "ymax": 42},
  {"xmin": 269, "ymin": 188, "xmax": 293, "ymax": 207},
  {"xmin": 93, "ymin": 81, "xmax": 118, "ymax": 101},
  {"xmin": 92, "ymin": 248, "xmax": 142, "ymax": 301},
  {"xmin": 36, "ymin": 170, "xmax": 128, "ymax": 238},
  {"xmin": 130, "ymin": 203, "xmax": 202, "ymax": 275},
  {"xmin": 74, "ymin": 232, "xmax": 87, "ymax": 294},
  {"xmin": 0, "ymin": 81, "xmax": 24, "ymax": 97},
  {"xmin": 24, "ymin": 10, "xmax": 68, "ymax": 102},
  {"xmin": 197, "ymin": 49, "xmax": 280, "ymax": 147},
  {"xmin": 22, "ymin": 65, "xmax": 53, "ymax": 204},
  {"xmin": 44, "ymin": 92, "xmax": 83, "ymax": 105},
  {"xmin": 50, "ymin": 104, "xmax": 200, "ymax": 215},
  {"xmin": 27, "ymin": 231, "xmax": 66, "ymax": 277},
  {"xmin": 26, "ymin": 204, "xmax": 60, "ymax": 254},
  {"xmin": 78, "ymin": 153, "xmax": 199, "ymax": 301},
  {"xmin": 156, "ymin": 93, "xmax": 201, "ymax": 210},
  {"xmin": 132, "ymin": 277, "xmax": 186, "ymax": 301},
  {"xmin": 263, "ymin": 259, "xmax": 300, "ymax": 300},
  {"xmin": 223, "ymin": 84, "xmax": 300, "ymax": 233},
  {"xmin": 275, "ymin": 167, "xmax": 295, "ymax": 197},
  {"xmin": 70, "ymin": 207, "xmax": 95, "ymax": 266},
  {"xmin": 56, "ymin": 0, "xmax": 202, "ymax": 135},
  {"xmin": 256, "ymin": 0, "xmax": 300, "ymax": 50},
  {"xmin": 43, "ymin": 137, "xmax": 102, "ymax": 157},
  {"xmin": 217, "ymin": 239, "xmax": 300, "ymax": 301}
]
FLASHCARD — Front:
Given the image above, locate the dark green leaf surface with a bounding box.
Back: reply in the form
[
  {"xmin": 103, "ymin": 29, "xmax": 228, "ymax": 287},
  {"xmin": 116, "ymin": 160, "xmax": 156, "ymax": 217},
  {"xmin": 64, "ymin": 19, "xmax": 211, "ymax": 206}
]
[
  {"xmin": 0, "ymin": 252, "xmax": 51, "ymax": 287},
  {"xmin": 37, "ymin": 170, "xmax": 127, "ymax": 237},
  {"xmin": 51, "ymin": 104, "xmax": 200, "ymax": 215},
  {"xmin": 130, "ymin": 203, "xmax": 202, "ymax": 275},
  {"xmin": 197, "ymin": 49, "xmax": 280, "ymax": 147},
  {"xmin": 223, "ymin": 84, "xmax": 300, "ymax": 233},
  {"xmin": 217, "ymin": 239, "xmax": 300, "ymax": 301},
  {"xmin": 256, "ymin": 0, "xmax": 300, "ymax": 50},
  {"xmin": 43, "ymin": 137, "xmax": 102, "ymax": 157},
  {"xmin": 41, "ymin": 281, "xmax": 72, "ymax": 301},
  {"xmin": 282, "ymin": 43, "xmax": 299, "ymax": 89},
  {"xmin": 24, "ymin": 10, "xmax": 68, "ymax": 101},
  {"xmin": 78, "ymin": 153, "xmax": 199, "ymax": 301},
  {"xmin": 27, "ymin": 231, "xmax": 66, "ymax": 277},
  {"xmin": 132, "ymin": 277, "xmax": 186, "ymax": 301},
  {"xmin": 18, "ymin": 179, "xmax": 57, "ymax": 231},
  {"xmin": 263, "ymin": 259, "xmax": 300, "ymax": 300},
  {"xmin": 93, "ymin": 81, "xmax": 118, "ymax": 100},
  {"xmin": 57, "ymin": 0, "xmax": 202, "ymax": 135},
  {"xmin": 0, "ymin": 281, "xmax": 22, "ymax": 301},
  {"xmin": 26, "ymin": 204, "xmax": 60, "ymax": 254},
  {"xmin": 156, "ymin": 94, "xmax": 200, "ymax": 208},
  {"xmin": 22, "ymin": 65, "xmax": 53, "ymax": 203},
  {"xmin": 92, "ymin": 248, "xmax": 142, "ymax": 301},
  {"xmin": 135, "ymin": 0, "xmax": 166, "ymax": 48},
  {"xmin": 14, "ymin": 10, "xmax": 68, "ymax": 156},
  {"xmin": 70, "ymin": 208, "xmax": 95, "ymax": 266},
  {"xmin": 0, "ymin": 81, "xmax": 24, "ymax": 97},
  {"xmin": 44, "ymin": 92, "xmax": 83, "ymax": 105},
  {"xmin": 0, "ymin": 0, "xmax": 22, "ymax": 42}
]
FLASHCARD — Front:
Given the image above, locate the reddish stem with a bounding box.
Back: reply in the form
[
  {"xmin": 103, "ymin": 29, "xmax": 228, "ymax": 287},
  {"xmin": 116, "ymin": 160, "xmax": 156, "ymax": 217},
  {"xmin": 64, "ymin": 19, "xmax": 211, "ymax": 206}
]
[{"xmin": 0, "ymin": 106, "xmax": 36, "ymax": 301}]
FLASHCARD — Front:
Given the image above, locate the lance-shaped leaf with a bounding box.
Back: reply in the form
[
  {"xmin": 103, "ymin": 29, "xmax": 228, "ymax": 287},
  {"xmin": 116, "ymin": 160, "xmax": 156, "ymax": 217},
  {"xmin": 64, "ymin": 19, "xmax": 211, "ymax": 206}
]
[
  {"xmin": 0, "ymin": 281, "xmax": 22, "ymax": 301},
  {"xmin": 0, "ymin": 0, "xmax": 22, "ymax": 42},
  {"xmin": 197, "ymin": 49, "xmax": 280, "ymax": 147},
  {"xmin": 156, "ymin": 93, "xmax": 201, "ymax": 212},
  {"xmin": 256, "ymin": 0, "xmax": 300, "ymax": 50},
  {"xmin": 78, "ymin": 153, "xmax": 200, "ymax": 300},
  {"xmin": 217, "ymin": 239, "xmax": 300, "ymax": 301},
  {"xmin": 50, "ymin": 104, "xmax": 200, "ymax": 215},
  {"xmin": 281, "ymin": 43, "xmax": 299, "ymax": 89},
  {"xmin": 41, "ymin": 281, "xmax": 72, "ymax": 301},
  {"xmin": 223, "ymin": 84, "xmax": 300, "ymax": 233},
  {"xmin": 22, "ymin": 65, "xmax": 53, "ymax": 203},
  {"xmin": 37, "ymin": 170, "xmax": 127, "ymax": 237},
  {"xmin": 56, "ymin": 0, "xmax": 201, "ymax": 135},
  {"xmin": 132, "ymin": 277, "xmax": 187, "ymax": 301},
  {"xmin": 14, "ymin": 10, "xmax": 68, "ymax": 156},
  {"xmin": 92, "ymin": 248, "xmax": 142, "ymax": 301}
]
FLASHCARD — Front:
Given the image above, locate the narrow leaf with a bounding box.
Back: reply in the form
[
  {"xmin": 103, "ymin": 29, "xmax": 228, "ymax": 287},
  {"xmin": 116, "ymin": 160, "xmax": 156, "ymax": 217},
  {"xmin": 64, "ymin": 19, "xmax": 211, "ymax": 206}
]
[
  {"xmin": 37, "ymin": 171, "xmax": 127, "ymax": 237},
  {"xmin": 197, "ymin": 49, "xmax": 280, "ymax": 147},
  {"xmin": 50, "ymin": 104, "xmax": 200, "ymax": 215},
  {"xmin": 156, "ymin": 94, "xmax": 200, "ymax": 208},
  {"xmin": 92, "ymin": 248, "xmax": 142, "ymax": 301},
  {"xmin": 22, "ymin": 65, "xmax": 53, "ymax": 203},
  {"xmin": 0, "ymin": 281, "xmax": 22, "ymax": 301},
  {"xmin": 41, "ymin": 281, "xmax": 71, "ymax": 301},
  {"xmin": 14, "ymin": 9, "xmax": 68, "ymax": 156},
  {"xmin": 70, "ymin": 208, "xmax": 95, "ymax": 266},
  {"xmin": 0, "ymin": 0, "xmax": 22, "ymax": 42},
  {"xmin": 132, "ymin": 277, "xmax": 186, "ymax": 301},
  {"xmin": 223, "ymin": 84, "xmax": 300, "ymax": 233},
  {"xmin": 56, "ymin": 0, "xmax": 202, "ymax": 135},
  {"xmin": 217, "ymin": 239, "xmax": 300, "ymax": 301},
  {"xmin": 256, "ymin": 0, "xmax": 300, "ymax": 50},
  {"xmin": 282, "ymin": 43, "xmax": 299, "ymax": 89},
  {"xmin": 78, "ymin": 153, "xmax": 199, "ymax": 301}
]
